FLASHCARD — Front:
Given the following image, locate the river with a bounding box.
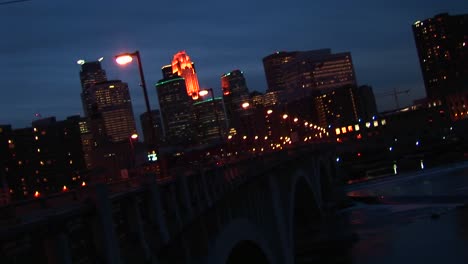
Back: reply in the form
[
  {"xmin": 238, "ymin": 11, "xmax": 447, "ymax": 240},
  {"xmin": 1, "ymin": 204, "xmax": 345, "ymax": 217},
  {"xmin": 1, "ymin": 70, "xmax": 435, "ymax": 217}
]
[{"xmin": 317, "ymin": 161, "xmax": 468, "ymax": 263}]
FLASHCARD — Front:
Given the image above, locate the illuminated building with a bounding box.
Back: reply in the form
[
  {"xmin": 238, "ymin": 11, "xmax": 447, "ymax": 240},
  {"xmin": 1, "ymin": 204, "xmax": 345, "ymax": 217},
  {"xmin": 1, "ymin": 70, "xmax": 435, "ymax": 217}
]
[
  {"xmin": 283, "ymin": 49, "xmax": 357, "ymax": 99},
  {"xmin": 312, "ymin": 86, "xmax": 359, "ymax": 128},
  {"xmin": 263, "ymin": 51, "xmax": 298, "ymax": 92},
  {"xmin": 1, "ymin": 117, "xmax": 87, "ymax": 201},
  {"xmin": 84, "ymin": 80, "xmax": 137, "ymax": 143},
  {"xmin": 78, "ymin": 118, "xmax": 93, "ymax": 169},
  {"xmin": 172, "ymin": 51, "xmax": 200, "ymax": 100},
  {"xmin": 140, "ymin": 110, "xmax": 164, "ymax": 147},
  {"xmin": 221, "ymin": 70, "xmax": 251, "ymax": 128},
  {"xmin": 413, "ymin": 13, "xmax": 468, "ymax": 100},
  {"xmin": 193, "ymin": 97, "xmax": 228, "ymax": 144},
  {"xmin": 156, "ymin": 76, "xmax": 196, "ymax": 146},
  {"xmin": 79, "ymin": 60, "xmax": 108, "ymax": 118}
]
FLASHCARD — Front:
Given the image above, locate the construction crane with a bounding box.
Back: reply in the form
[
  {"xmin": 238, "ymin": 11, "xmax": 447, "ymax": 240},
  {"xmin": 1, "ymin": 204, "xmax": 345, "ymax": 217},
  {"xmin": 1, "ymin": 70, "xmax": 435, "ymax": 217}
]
[{"xmin": 377, "ymin": 88, "xmax": 410, "ymax": 109}]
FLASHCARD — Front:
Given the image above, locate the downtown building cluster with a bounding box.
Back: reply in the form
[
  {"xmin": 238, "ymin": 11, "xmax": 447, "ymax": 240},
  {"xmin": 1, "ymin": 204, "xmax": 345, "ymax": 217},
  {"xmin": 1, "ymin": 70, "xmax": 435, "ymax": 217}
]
[{"xmin": 1, "ymin": 11, "xmax": 466, "ymax": 203}]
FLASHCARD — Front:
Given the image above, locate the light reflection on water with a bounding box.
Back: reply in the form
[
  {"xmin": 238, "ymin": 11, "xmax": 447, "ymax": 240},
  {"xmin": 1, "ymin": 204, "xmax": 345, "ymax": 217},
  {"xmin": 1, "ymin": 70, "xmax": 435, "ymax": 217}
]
[{"xmin": 315, "ymin": 164, "xmax": 468, "ymax": 264}]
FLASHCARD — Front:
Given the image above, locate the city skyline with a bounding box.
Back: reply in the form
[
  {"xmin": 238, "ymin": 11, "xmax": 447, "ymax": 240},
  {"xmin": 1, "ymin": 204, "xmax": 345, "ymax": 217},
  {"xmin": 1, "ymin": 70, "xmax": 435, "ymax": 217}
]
[{"xmin": 1, "ymin": 1, "xmax": 467, "ymax": 128}]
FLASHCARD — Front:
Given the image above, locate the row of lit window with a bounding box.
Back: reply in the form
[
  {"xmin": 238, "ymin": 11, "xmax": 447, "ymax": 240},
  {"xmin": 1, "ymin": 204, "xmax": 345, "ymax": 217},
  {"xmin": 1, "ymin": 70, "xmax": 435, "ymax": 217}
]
[{"xmin": 335, "ymin": 119, "xmax": 387, "ymax": 135}]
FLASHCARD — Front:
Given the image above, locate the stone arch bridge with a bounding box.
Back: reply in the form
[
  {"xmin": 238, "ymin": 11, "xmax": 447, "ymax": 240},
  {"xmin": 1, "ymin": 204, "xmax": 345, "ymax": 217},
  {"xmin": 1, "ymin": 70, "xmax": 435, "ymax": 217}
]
[{"xmin": 0, "ymin": 143, "xmax": 343, "ymax": 263}]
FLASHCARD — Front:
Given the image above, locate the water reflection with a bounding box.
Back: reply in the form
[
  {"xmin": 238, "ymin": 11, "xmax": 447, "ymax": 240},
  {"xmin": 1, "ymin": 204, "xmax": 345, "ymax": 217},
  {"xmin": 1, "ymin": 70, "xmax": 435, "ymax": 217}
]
[{"xmin": 317, "ymin": 164, "xmax": 468, "ymax": 263}]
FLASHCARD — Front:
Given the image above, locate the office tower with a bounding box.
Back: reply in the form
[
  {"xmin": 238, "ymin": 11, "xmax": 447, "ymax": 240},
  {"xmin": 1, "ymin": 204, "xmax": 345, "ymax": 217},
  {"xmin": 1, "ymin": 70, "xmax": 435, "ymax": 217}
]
[
  {"xmin": 78, "ymin": 118, "xmax": 93, "ymax": 169},
  {"xmin": 161, "ymin": 64, "xmax": 174, "ymax": 79},
  {"xmin": 193, "ymin": 97, "xmax": 228, "ymax": 144},
  {"xmin": 31, "ymin": 116, "xmax": 87, "ymax": 194},
  {"xmin": 84, "ymin": 80, "xmax": 137, "ymax": 143},
  {"xmin": 413, "ymin": 13, "xmax": 468, "ymax": 99},
  {"xmin": 221, "ymin": 70, "xmax": 251, "ymax": 128},
  {"xmin": 79, "ymin": 60, "xmax": 108, "ymax": 117},
  {"xmin": 2, "ymin": 127, "xmax": 34, "ymax": 200},
  {"xmin": 1, "ymin": 117, "xmax": 87, "ymax": 200},
  {"xmin": 263, "ymin": 49, "xmax": 358, "ymax": 126},
  {"xmin": 355, "ymin": 85, "xmax": 378, "ymax": 120},
  {"xmin": 313, "ymin": 86, "xmax": 359, "ymax": 127},
  {"xmin": 283, "ymin": 49, "xmax": 357, "ymax": 97},
  {"xmin": 172, "ymin": 51, "xmax": 201, "ymax": 99},
  {"xmin": 156, "ymin": 76, "xmax": 195, "ymax": 146},
  {"xmin": 263, "ymin": 51, "xmax": 298, "ymax": 92},
  {"xmin": 263, "ymin": 49, "xmax": 356, "ymax": 94},
  {"xmin": 140, "ymin": 110, "xmax": 164, "ymax": 147}
]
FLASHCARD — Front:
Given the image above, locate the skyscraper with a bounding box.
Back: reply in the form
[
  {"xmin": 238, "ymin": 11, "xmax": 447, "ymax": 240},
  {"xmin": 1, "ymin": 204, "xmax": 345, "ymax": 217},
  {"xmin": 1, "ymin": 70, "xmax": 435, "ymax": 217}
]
[
  {"xmin": 413, "ymin": 13, "xmax": 468, "ymax": 100},
  {"xmin": 221, "ymin": 70, "xmax": 251, "ymax": 128},
  {"xmin": 79, "ymin": 60, "xmax": 108, "ymax": 117},
  {"xmin": 193, "ymin": 97, "xmax": 228, "ymax": 144},
  {"xmin": 156, "ymin": 76, "xmax": 195, "ymax": 146},
  {"xmin": 263, "ymin": 49, "xmax": 359, "ymax": 126},
  {"xmin": 263, "ymin": 51, "xmax": 298, "ymax": 93},
  {"xmin": 86, "ymin": 80, "xmax": 137, "ymax": 143},
  {"xmin": 172, "ymin": 51, "xmax": 201, "ymax": 100}
]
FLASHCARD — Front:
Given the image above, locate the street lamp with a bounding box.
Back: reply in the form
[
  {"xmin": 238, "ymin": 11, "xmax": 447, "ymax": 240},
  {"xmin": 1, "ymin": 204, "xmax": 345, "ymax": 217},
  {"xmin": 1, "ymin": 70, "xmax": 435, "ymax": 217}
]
[
  {"xmin": 115, "ymin": 51, "xmax": 157, "ymax": 155},
  {"xmin": 199, "ymin": 88, "xmax": 223, "ymax": 142},
  {"xmin": 129, "ymin": 133, "xmax": 138, "ymax": 168}
]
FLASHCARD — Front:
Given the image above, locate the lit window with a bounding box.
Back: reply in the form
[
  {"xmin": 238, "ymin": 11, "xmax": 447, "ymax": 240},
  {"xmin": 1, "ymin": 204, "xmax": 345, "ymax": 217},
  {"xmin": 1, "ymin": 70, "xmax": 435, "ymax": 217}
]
[
  {"xmin": 355, "ymin": 124, "xmax": 360, "ymax": 131},
  {"xmin": 365, "ymin": 122, "xmax": 371, "ymax": 128},
  {"xmin": 341, "ymin": 127, "xmax": 347, "ymax": 134},
  {"xmin": 348, "ymin": 126, "xmax": 353, "ymax": 132},
  {"xmin": 381, "ymin": 119, "xmax": 387, "ymax": 125},
  {"xmin": 373, "ymin": 121, "xmax": 379, "ymax": 127}
]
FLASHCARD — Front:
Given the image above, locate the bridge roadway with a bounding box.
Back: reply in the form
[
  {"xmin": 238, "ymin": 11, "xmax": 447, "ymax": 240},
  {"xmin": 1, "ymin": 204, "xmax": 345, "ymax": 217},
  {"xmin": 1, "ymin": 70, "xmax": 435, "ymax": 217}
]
[{"xmin": 0, "ymin": 143, "xmax": 342, "ymax": 264}]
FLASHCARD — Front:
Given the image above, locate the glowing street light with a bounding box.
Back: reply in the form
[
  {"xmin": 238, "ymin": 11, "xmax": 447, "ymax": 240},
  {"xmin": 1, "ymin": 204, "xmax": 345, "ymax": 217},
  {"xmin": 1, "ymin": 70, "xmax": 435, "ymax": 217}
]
[
  {"xmin": 115, "ymin": 51, "xmax": 157, "ymax": 154},
  {"xmin": 241, "ymin": 102, "xmax": 250, "ymax": 109}
]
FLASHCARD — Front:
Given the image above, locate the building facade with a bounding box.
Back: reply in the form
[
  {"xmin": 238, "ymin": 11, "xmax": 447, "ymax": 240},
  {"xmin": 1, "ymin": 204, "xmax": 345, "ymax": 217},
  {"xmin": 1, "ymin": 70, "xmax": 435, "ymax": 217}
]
[
  {"xmin": 413, "ymin": 13, "xmax": 468, "ymax": 100},
  {"xmin": 156, "ymin": 76, "xmax": 196, "ymax": 146},
  {"xmin": 221, "ymin": 70, "xmax": 251, "ymax": 129}
]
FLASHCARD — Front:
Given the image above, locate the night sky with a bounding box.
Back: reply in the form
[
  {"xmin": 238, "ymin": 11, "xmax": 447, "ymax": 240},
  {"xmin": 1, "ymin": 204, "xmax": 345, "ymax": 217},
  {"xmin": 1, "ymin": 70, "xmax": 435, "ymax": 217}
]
[{"xmin": 1, "ymin": 0, "xmax": 467, "ymax": 129}]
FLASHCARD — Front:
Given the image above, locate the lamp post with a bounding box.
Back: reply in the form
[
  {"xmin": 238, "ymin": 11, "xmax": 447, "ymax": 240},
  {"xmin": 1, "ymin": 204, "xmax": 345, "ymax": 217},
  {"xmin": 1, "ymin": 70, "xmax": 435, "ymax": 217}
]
[
  {"xmin": 129, "ymin": 133, "xmax": 138, "ymax": 168},
  {"xmin": 115, "ymin": 51, "xmax": 157, "ymax": 154},
  {"xmin": 199, "ymin": 88, "xmax": 223, "ymax": 142}
]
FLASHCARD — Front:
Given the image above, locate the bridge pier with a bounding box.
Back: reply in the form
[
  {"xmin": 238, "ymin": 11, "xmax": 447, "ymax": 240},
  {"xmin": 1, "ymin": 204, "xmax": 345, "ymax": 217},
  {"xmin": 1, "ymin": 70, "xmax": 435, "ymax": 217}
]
[
  {"xmin": 95, "ymin": 184, "xmax": 122, "ymax": 264},
  {"xmin": 148, "ymin": 178, "xmax": 170, "ymax": 243}
]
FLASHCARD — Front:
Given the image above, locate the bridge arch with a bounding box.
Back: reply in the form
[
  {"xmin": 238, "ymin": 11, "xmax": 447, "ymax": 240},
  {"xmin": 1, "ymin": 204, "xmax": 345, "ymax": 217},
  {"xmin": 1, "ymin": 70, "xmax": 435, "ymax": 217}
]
[
  {"xmin": 209, "ymin": 219, "xmax": 276, "ymax": 264},
  {"xmin": 226, "ymin": 240, "xmax": 270, "ymax": 264},
  {"xmin": 289, "ymin": 172, "xmax": 322, "ymax": 263}
]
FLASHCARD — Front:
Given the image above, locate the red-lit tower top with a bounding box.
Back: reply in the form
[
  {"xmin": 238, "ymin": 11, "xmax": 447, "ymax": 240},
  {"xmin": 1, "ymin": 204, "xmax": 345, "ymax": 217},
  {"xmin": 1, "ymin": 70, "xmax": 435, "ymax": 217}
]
[{"xmin": 172, "ymin": 51, "xmax": 200, "ymax": 100}]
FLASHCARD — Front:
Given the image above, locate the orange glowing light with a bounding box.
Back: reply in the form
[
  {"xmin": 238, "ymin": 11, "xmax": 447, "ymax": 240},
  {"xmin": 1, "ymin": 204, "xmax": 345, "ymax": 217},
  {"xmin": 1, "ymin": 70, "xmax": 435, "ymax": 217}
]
[
  {"xmin": 172, "ymin": 51, "xmax": 200, "ymax": 100},
  {"xmin": 34, "ymin": 191, "xmax": 40, "ymax": 198},
  {"xmin": 282, "ymin": 114, "xmax": 288, "ymax": 119},
  {"xmin": 62, "ymin": 185, "xmax": 68, "ymax": 192},
  {"xmin": 242, "ymin": 102, "xmax": 250, "ymax": 109},
  {"xmin": 267, "ymin": 109, "xmax": 273, "ymax": 115},
  {"xmin": 131, "ymin": 133, "xmax": 138, "ymax": 140},
  {"xmin": 81, "ymin": 181, "xmax": 86, "ymax": 187},
  {"xmin": 115, "ymin": 55, "xmax": 133, "ymax": 65}
]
